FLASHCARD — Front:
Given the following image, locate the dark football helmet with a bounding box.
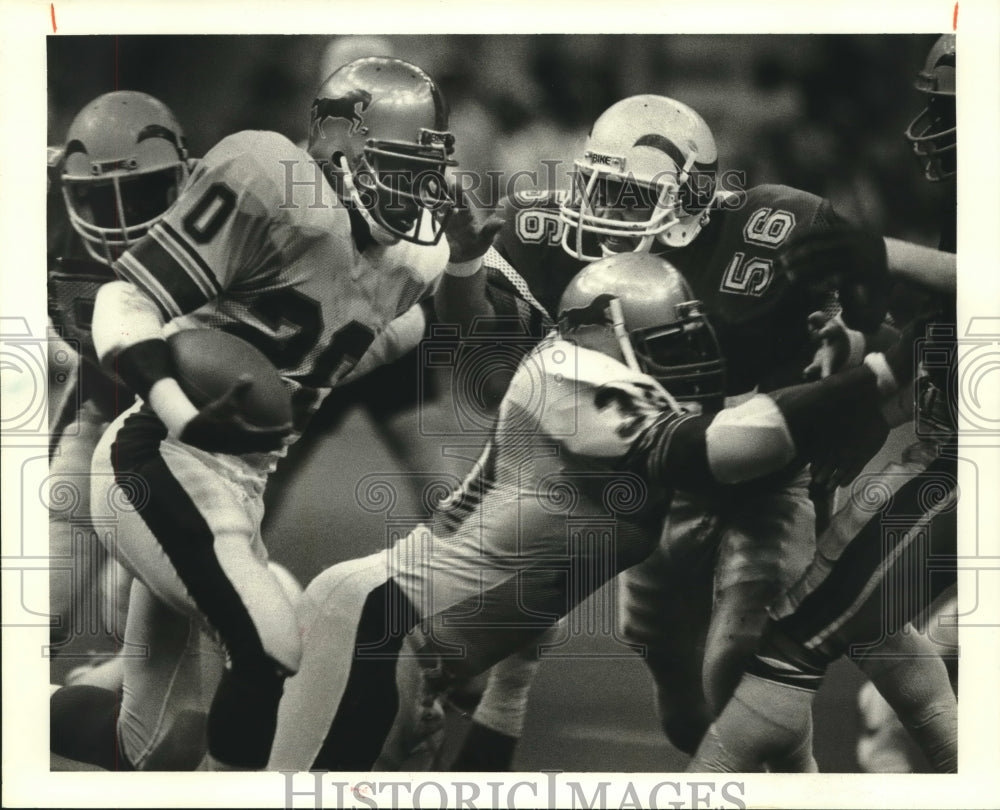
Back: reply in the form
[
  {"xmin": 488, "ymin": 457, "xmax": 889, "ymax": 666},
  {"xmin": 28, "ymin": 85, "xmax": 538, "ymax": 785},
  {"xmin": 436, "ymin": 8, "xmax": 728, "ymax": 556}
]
[
  {"xmin": 904, "ymin": 34, "xmax": 956, "ymax": 181},
  {"xmin": 308, "ymin": 56, "xmax": 457, "ymax": 245},
  {"xmin": 61, "ymin": 91, "xmax": 189, "ymax": 264},
  {"xmin": 557, "ymin": 252, "xmax": 725, "ymax": 408}
]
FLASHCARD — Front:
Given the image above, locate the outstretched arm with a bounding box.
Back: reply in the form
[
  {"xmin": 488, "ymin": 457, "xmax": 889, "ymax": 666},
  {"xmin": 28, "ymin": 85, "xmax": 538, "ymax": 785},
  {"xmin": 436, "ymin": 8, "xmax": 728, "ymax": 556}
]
[
  {"xmin": 884, "ymin": 237, "xmax": 956, "ymax": 295},
  {"xmin": 434, "ymin": 186, "xmax": 505, "ymax": 336},
  {"xmin": 632, "ymin": 346, "xmax": 910, "ymax": 494}
]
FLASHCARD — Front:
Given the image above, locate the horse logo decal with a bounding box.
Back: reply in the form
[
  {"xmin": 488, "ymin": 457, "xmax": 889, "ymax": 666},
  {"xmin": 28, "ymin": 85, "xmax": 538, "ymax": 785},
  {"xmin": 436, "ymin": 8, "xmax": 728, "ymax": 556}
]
[{"xmin": 311, "ymin": 89, "xmax": 373, "ymax": 138}]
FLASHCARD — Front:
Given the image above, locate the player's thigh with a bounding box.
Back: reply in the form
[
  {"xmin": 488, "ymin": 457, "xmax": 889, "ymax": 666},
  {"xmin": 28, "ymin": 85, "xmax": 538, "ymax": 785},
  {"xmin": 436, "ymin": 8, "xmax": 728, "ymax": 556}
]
[
  {"xmin": 49, "ymin": 403, "xmax": 110, "ymax": 639},
  {"xmin": 770, "ymin": 449, "xmax": 946, "ymax": 630},
  {"xmin": 49, "ymin": 401, "xmax": 107, "ymax": 551},
  {"xmin": 621, "ymin": 489, "xmax": 718, "ymax": 652},
  {"xmin": 620, "ymin": 511, "xmax": 715, "ymax": 735},
  {"xmin": 92, "ymin": 406, "xmax": 299, "ymax": 671},
  {"xmin": 702, "ymin": 472, "xmax": 817, "ymax": 707},
  {"xmin": 772, "ymin": 457, "xmax": 957, "ymax": 665},
  {"xmin": 714, "ymin": 469, "xmax": 817, "ymax": 596}
]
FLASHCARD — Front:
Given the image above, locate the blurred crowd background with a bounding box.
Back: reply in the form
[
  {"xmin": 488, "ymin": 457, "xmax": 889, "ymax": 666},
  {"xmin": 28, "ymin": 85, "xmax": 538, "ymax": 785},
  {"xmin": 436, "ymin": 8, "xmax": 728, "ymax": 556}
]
[{"xmin": 48, "ymin": 34, "xmax": 949, "ymax": 246}]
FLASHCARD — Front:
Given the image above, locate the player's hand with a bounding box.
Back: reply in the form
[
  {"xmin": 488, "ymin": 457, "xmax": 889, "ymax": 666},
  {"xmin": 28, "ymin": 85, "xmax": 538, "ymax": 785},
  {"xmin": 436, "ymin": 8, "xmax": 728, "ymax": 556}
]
[
  {"xmin": 179, "ymin": 375, "xmax": 292, "ymax": 455},
  {"xmin": 803, "ymin": 312, "xmax": 865, "ymax": 380},
  {"xmin": 778, "ymin": 224, "xmax": 890, "ymax": 332},
  {"xmin": 444, "ymin": 184, "xmax": 505, "ymax": 264}
]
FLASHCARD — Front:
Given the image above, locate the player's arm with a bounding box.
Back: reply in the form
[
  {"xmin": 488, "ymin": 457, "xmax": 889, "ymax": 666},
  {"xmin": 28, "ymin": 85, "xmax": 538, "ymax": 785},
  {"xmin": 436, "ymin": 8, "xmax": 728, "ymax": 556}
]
[
  {"xmin": 91, "ymin": 281, "xmax": 287, "ymax": 454},
  {"xmin": 884, "ymin": 237, "xmax": 956, "ymax": 295},
  {"xmin": 631, "ymin": 346, "xmax": 911, "ymax": 494},
  {"xmin": 93, "ymin": 135, "xmax": 290, "ymax": 452},
  {"xmin": 803, "ymin": 311, "xmax": 900, "ymax": 380},
  {"xmin": 433, "ymin": 186, "xmax": 505, "ymax": 335},
  {"xmin": 434, "ymin": 260, "xmax": 494, "ymax": 335},
  {"xmin": 92, "ymin": 280, "xmax": 197, "ymax": 430},
  {"xmin": 779, "ymin": 222, "xmax": 955, "ymax": 324}
]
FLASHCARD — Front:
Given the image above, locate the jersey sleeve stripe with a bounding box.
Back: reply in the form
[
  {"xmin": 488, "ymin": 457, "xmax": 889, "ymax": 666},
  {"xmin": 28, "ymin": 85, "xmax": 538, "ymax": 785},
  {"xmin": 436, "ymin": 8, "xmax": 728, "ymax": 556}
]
[
  {"xmin": 116, "ymin": 236, "xmax": 210, "ymax": 317},
  {"xmin": 149, "ymin": 228, "xmax": 217, "ymax": 300},
  {"xmin": 113, "ymin": 252, "xmax": 181, "ymax": 320},
  {"xmin": 157, "ymin": 221, "xmax": 224, "ymax": 296}
]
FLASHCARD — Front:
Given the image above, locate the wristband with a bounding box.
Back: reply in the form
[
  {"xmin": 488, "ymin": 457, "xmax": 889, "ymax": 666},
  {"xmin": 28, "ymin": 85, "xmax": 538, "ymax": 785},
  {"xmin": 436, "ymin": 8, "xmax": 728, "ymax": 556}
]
[
  {"xmin": 444, "ymin": 257, "xmax": 483, "ymax": 278},
  {"xmin": 148, "ymin": 378, "xmax": 199, "ymax": 437},
  {"xmin": 863, "ymin": 352, "xmax": 898, "ymax": 397},
  {"xmin": 115, "ymin": 338, "xmax": 175, "ymax": 400}
]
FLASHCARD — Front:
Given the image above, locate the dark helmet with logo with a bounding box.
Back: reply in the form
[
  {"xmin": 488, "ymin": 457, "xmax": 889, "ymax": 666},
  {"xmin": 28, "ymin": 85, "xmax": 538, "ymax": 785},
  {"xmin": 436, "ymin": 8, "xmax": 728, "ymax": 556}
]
[
  {"xmin": 558, "ymin": 252, "xmax": 725, "ymax": 408},
  {"xmin": 904, "ymin": 34, "xmax": 956, "ymax": 182},
  {"xmin": 308, "ymin": 56, "xmax": 457, "ymax": 245},
  {"xmin": 61, "ymin": 91, "xmax": 189, "ymax": 264}
]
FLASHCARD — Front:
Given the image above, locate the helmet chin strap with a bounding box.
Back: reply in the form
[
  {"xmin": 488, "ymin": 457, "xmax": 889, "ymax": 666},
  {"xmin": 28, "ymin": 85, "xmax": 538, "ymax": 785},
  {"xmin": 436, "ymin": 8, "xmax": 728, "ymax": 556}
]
[
  {"xmin": 336, "ymin": 154, "xmax": 400, "ymax": 246},
  {"xmin": 657, "ymin": 209, "xmax": 710, "ymax": 249}
]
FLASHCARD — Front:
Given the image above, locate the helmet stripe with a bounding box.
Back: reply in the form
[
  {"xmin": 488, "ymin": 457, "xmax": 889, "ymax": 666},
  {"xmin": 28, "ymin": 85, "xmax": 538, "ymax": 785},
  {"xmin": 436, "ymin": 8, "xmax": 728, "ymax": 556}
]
[
  {"xmin": 632, "ymin": 134, "xmax": 717, "ymax": 175},
  {"xmin": 137, "ymin": 124, "xmax": 187, "ymax": 160}
]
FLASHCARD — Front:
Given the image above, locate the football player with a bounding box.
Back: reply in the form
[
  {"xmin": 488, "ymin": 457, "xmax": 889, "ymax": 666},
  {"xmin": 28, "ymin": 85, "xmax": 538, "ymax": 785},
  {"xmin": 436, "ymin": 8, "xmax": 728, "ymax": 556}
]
[
  {"xmin": 81, "ymin": 57, "xmax": 496, "ymax": 772},
  {"xmin": 48, "ymin": 91, "xmax": 191, "ymax": 650},
  {"xmin": 267, "ymin": 250, "xmax": 917, "ymax": 772},
  {"xmin": 436, "ymin": 94, "xmax": 890, "ymax": 768},
  {"xmin": 687, "ymin": 33, "xmax": 958, "ymax": 774}
]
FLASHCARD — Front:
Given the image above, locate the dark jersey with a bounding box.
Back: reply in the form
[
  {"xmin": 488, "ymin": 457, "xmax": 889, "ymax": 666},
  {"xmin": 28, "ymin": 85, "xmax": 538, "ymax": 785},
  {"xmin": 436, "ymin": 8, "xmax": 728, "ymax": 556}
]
[
  {"xmin": 484, "ymin": 185, "xmax": 840, "ymax": 397},
  {"xmin": 47, "ymin": 146, "xmax": 127, "ymax": 418}
]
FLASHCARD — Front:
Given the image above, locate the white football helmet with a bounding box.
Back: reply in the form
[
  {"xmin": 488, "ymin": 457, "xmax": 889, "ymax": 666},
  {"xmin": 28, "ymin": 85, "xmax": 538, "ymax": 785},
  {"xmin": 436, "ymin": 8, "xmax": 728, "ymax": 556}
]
[
  {"xmin": 560, "ymin": 95, "xmax": 718, "ymax": 262},
  {"xmin": 61, "ymin": 91, "xmax": 189, "ymax": 265}
]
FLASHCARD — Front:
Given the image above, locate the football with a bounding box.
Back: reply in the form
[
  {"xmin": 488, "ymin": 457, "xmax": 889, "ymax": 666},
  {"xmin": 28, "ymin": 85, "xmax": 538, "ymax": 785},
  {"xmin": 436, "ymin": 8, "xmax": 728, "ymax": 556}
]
[{"xmin": 167, "ymin": 329, "xmax": 293, "ymax": 428}]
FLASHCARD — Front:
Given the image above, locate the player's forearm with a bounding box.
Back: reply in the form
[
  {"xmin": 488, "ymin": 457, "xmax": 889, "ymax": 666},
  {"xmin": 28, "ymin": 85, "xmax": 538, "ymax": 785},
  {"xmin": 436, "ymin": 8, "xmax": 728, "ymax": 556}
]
[
  {"xmin": 434, "ymin": 260, "xmax": 495, "ymax": 337},
  {"xmin": 651, "ymin": 359, "xmax": 898, "ymax": 489},
  {"xmin": 884, "ymin": 238, "xmax": 956, "ymax": 295},
  {"xmin": 92, "ymin": 280, "xmax": 196, "ymax": 434}
]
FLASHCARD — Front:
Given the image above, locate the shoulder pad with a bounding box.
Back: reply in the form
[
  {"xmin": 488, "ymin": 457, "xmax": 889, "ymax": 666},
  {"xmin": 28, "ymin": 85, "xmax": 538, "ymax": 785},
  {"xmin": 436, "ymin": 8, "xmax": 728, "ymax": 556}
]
[
  {"xmin": 197, "ymin": 130, "xmax": 315, "ymax": 210},
  {"xmin": 743, "ymin": 183, "xmax": 824, "ymax": 214},
  {"xmin": 508, "ymin": 339, "xmax": 675, "ymax": 458},
  {"xmin": 509, "ymin": 338, "xmax": 669, "ymax": 408}
]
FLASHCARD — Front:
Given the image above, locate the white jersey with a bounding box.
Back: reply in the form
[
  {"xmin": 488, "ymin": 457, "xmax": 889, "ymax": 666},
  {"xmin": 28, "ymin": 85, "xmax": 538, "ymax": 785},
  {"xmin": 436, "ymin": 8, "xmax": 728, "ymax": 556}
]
[
  {"xmin": 388, "ymin": 336, "xmax": 689, "ymax": 676},
  {"xmin": 112, "ymin": 130, "xmax": 448, "ymax": 427}
]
